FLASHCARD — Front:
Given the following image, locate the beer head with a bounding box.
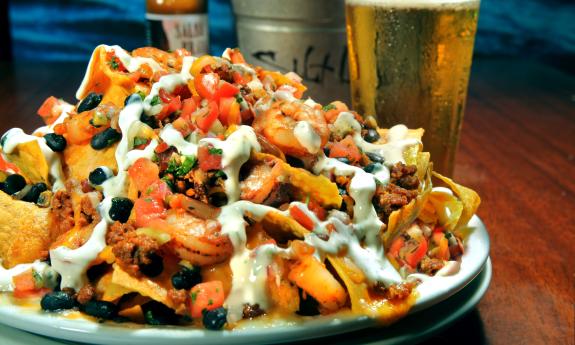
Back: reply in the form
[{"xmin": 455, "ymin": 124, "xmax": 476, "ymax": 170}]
[{"xmin": 345, "ymin": 0, "xmax": 479, "ymax": 9}]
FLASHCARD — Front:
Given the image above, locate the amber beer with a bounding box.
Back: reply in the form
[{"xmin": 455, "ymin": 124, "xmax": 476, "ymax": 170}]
[{"xmin": 346, "ymin": 0, "xmax": 479, "ymax": 176}]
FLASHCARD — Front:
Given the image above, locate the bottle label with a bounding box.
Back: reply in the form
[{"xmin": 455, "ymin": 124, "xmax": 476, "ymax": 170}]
[{"xmin": 146, "ymin": 13, "xmax": 209, "ymax": 55}]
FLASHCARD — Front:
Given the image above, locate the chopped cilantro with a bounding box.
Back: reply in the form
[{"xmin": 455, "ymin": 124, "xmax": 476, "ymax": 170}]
[
  {"xmin": 133, "ymin": 137, "xmax": 148, "ymax": 147},
  {"xmin": 32, "ymin": 271, "xmax": 43, "ymax": 288},
  {"xmin": 214, "ymin": 170, "xmax": 227, "ymax": 179},
  {"xmin": 108, "ymin": 56, "xmax": 119, "ymax": 70},
  {"xmin": 235, "ymin": 94, "xmax": 243, "ymax": 103},
  {"xmin": 150, "ymin": 95, "xmax": 161, "ymax": 106},
  {"xmin": 177, "ymin": 156, "xmax": 197, "ymax": 176},
  {"xmin": 208, "ymin": 299, "xmax": 213, "ymax": 306},
  {"xmin": 166, "ymin": 156, "xmax": 197, "ymax": 177},
  {"xmin": 322, "ymin": 103, "xmax": 336, "ymax": 111},
  {"xmin": 208, "ymin": 147, "xmax": 223, "ymax": 155},
  {"xmin": 191, "ymin": 291, "xmax": 198, "ymax": 303},
  {"xmin": 161, "ymin": 176, "xmax": 175, "ymax": 191}
]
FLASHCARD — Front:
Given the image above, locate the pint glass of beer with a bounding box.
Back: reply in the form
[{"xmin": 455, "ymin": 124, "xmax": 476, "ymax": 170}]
[{"xmin": 345, "ymin": 0, "xmax": 480, "ymax": 176}]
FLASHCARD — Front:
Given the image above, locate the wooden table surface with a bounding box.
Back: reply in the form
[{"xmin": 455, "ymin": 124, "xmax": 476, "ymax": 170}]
[{"xmin": 0, "ymin": 58, "xmax": 574, "ymax": 345}]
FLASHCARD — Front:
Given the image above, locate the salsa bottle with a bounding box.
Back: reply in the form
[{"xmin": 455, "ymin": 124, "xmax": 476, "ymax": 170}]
[{"xmin": 146, "ymin": 0, "xmax": 209, "ymax": 55}]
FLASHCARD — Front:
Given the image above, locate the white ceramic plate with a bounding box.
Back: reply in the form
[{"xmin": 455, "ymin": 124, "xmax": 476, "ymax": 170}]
[{"xmin": 0, "ymin": 216, "xmax": 490, "ymax": 345}]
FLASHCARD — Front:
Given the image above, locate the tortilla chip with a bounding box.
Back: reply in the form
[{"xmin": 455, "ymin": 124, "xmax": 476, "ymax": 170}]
[
  {"xmin": 383, "ymin": 157, "xmax": 433, "ymax": 249},
  {"xmin": 77, "ymin": 45, "xmax": 136, "ymax": 107},
  {"xmin": 328, "ymin": 255, "xmax": 415, "ymax": 325},
  {"xmin": 62, "ymin": 143, "xmax": 118, "ymax": 182},
  {"xmin": 432, "ymin": 172, "xmax": 481, "ymax": 231},
  {"xmin": 5, "ymin": 141, "xmax": 50, "ymax": 186},
  {"xmin": 0, "ymin": 192, "xmax": 50, "ymax": 268},
  {"xmin": 247, "ymin": 153, "xmax": 342, "ymax": 209}
]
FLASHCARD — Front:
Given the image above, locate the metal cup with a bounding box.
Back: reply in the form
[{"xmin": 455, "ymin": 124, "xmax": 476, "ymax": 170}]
[{"xmin": 231, "ymin": 0, "xmax": 350, "ymax": 104}]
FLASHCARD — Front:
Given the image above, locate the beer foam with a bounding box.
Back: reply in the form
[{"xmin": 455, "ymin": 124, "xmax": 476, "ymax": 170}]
[{"xmin": 346, "ymin": 0, "xmax": 479, "ymax": 9}]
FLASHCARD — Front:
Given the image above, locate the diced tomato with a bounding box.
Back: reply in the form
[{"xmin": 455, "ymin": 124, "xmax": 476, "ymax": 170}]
[
  {"xmin": 180, "ymin": 98, "xmax": 198, "ymax": 121},
  {"xmin": 232, "ymin": 72, "xmax": 247, "ymax": 85},
  {"xmin": 195, "ymin": 101, "xmax": 219, "ymax": 133},
  {"xmin": 53, "ymin": 123, "xmax": 66, "ymax": 135},
  {"xmin": 157, "ymin": 96, "xmax": 182, "ymax": 121},
  {"xmin": 289, "ymin": 205, "xmax": 315, "ymax": 231},
  {"xmin": 329, "ymin": 135, "xmax": 362, "ymax": 164},
  {"xmin": 158, "ymin": 88, "xmax": 172, "ymax": 103},
  {"xmin": 388, "ymin": 237, "xmax": 405, "ymax": 259},
  {"xmin": 432, "ymin": 230, "xmax": 450, "ymax": 260},
  {"xmin": 134, "ymin": 197, "xmax": 167, "ymax": 227},
  {"xmin": 154, "ymin": 142, "xmax": 170, "ymax": 154},
  {"xmin": 323, "ymin": 101, "xmax": 349, "ymax": 124},
  {"xmin": 189, "ymin": 281, "xmax": 225, "ymax": 318},
  {"xmin": 12, "ymin": 269, "xmax": 47, "ymax": 298},
  {"xmin": 145, "ymin": 180, "xmax": 173, "ymax": 200},
  {"xmin": 307, "ymin": 200, "xmax": 326, "ymax": 221},
  {"xmin": 194, "ymin": 73, "xmax": 220, "ymax": 100},
  {"xmin": 37, "ymin": 96, "xmax": 60, "ymax": 124},
  {"xmin": 218, "ymin": 97, "xmax": 241, "ymax": 126},
  {"xmin": 191, "ymin": 55, "xmax": 217, "ymax": 77},
  {"xmin": 0, "ymin": 155, "xmax": 19, "ymax": 173},
  {"xmin": 66, "ymin": 112, "xmax": 105, "ymax": 145},
  {"xmin": 128, "ymin": 158, "xmax": 160, "ymax": 193},
  {"xmin": 405, "ymin": 237, "xmax": 428, "ymax": 268},
  {"xmin": 198, "ymin": 145, "xmax": 222, "ymax": 171},
  {"xmin": 216, "ymin": 81, "xmax": 239, "ymax": 99}
]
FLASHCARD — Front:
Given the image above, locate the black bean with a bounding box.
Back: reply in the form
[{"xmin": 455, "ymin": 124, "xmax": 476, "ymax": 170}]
[
  {"xmin": 364, "ymin": 128, "xmax": 381, "ymax": 143},
  {"xmin": 297, "ymin": 289, "xmax": 320, "ymax": 316},
  {"xmin": 171, "ymin": 266, "xmax": 202, "ymax": 290},
  {"xmin": 364, "ymin": 162, "xmax": 382, "ymax": 174},
  {"xmin": 142, "ymin": 301, "xmax": 178, "ymax": 325},
  {"xmin": 366, "ymin": 151, "xmax": 385, "ymax": 164},
  {"xmin": 80, "ymin": 300, "xmax": 118, "ymax": 320},
  {"xmin": 44, "ymin": 133, "xmax": 67, "ymax": 152},
  {"xmin": 202, "ymin": 307, "xmax": 227, "ymax": 330},
  {"xmin": 41, "ymin": 291, "xmax": 76, "ymax": 311},
  {"xmin": 140, "ymin": 113, "xmax": 159, "ymax": 129},
  {"xmin": 78, "ymin": 93, "xmax": 103, "ymax": 113},
  {"xmin": 109, "ymin": 197, "xmax": 133, "ymax": 223},
  {"xmin": 323, "ymin": 147, "xmax": 330, "ymax": 157},
  {"xmin": 335, "ymin": 157, "xmax": 350, "ymax": 165},
  {"xmin": 21, "ymin": 183, "xmax": 48, "ymax": 203},
  {"xmin": 338, "ymin": 186, "xmax": 347, "ymax": 196},
  {"xmin": 124, "ymin": 93, "xmax": 144, "ymax": 106},
  {"xmin": 208, "ymin": 192, "xmax": 228, "ymax": 207},
  {"xmin": 138, "ymin": 252, "xmax": 164, "ymax": 278},
  {"xmin": 2, "ymin": 174, "xmax": 26, "ymax": 195},
  {"xmin": 89, "ymin": 167, "xmax": 112, "ymax": 186},
  {"xmin": 91, "ymin": 128, "xmax": 121, "ymax": 150}
]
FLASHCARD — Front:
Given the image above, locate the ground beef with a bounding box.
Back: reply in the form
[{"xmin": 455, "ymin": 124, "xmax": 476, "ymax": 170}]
[
  {"xmin": 373, "ymin": 184, "xmax": 419, "ymax": 223},
  {"xmin": 243, "ymin": 303, "xmax": 265, "ymax": 319},
  {"xmin": 167, "ymin": 289, "xmax": 188, "ymax": 307},
  {"xmin": 50, "ymin": 190, "xmax": 75, "ymax": 239},
  {"xmin": 390, "ymin": 163, "xmax": 419, "ymax": 190},
  {"xmin": 106, "ymin": 221, "xmax": 161, "ymax": 277},
  {"xmin": 76, "ymin": 284, "xmax": 95, "ymax": 305},
  {"xmin": 77, "ymin": 193, "xmax": 101, "ymax": 227},
  {"xmin": 372, "ymin": 282, "xmax": 414, "ymax": 301},
  {"xmin": 419, "ymin": 257, "xmax": 445, "ymax": 275},
  {"xmin": 213, "ymin": 64, "xmax": 234, "ymax": 83}
]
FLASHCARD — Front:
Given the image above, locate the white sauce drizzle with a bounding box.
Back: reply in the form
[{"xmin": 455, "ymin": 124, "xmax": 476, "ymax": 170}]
[
  {"xmin": 1, "ymin": 128, "xmax": 65, "ymax": 191},
  {"xmin": 294, "ymin": 121, "xmax": 321, "ymax": 154}
]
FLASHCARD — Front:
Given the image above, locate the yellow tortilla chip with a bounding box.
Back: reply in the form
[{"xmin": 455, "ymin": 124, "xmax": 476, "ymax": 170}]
[
  {"xmin": 0, "ymin": 192, "xmax": 50, "ymax": 268},
  {"xmin": 328, "ymin": 255, "xmax": 415, "ymax": 325},
  {"xmin": 5, "ymin": 141, "xmax": 50, "ymax": 186},
  {"xmin": 77, "ymin": 45, "xmax": 136, "ymax": 108},
  {"xmin": 432, "ymin": 172, "xmax": 481, "ymax": 231},
  {"xmin": 383, "ymin": 157, "xmax": 433, "ymax": 249},
  {"xmin": 63, "ymin": 143, "xmax": 118, "ymax": 181}
]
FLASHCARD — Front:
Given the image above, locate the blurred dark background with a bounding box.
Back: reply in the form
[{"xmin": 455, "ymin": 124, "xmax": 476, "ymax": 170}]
[{"xmin": 1, "ymin": 0, "xmax": 574, "ymax": 74}]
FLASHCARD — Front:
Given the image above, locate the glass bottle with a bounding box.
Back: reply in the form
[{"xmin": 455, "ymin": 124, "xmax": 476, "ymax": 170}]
[{"xmin": 146, "ymin": 0, "xmax": 209, "ymax": 55}]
